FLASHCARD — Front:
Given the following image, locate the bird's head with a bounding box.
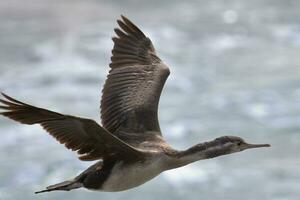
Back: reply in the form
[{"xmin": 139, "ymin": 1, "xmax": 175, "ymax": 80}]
[
  {"xmin": 215, "ymin": 136, "xmax": 270, "ymax": 153},
  {"xmin": 169, "ymin": 135, "xmax": 270, "ymax": 169}
]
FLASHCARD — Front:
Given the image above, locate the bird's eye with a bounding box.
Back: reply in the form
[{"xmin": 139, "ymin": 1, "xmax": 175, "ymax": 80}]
[{"xmin": 237, "ymin": 142, "xmax": 242, "ymax": 146}]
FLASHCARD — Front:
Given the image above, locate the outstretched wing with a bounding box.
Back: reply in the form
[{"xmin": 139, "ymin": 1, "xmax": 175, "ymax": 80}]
[
  {"xmin": 0, "ymin": 93, "xmax": 143, "ymax": 161},
  {"xmin": 101, "ymin": 15, "xmax": 170, "ymax": 136}
]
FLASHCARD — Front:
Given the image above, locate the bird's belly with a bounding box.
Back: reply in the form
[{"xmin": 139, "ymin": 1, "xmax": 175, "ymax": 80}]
[{"xmin": 100, "ymin": 161, "xmax": 163, "ymax": 192}]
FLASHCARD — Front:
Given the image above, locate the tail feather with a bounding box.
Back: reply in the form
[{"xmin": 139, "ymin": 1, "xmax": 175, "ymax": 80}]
[
  {"xmin": 35, "ymin": 180, "xmax": 82, "ymax": 194},
  {"xmin": 35, "ymin": 161, "xmax": 103, "ymax": 194}
]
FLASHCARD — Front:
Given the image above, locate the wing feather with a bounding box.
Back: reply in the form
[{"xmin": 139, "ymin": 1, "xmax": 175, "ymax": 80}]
[
  {"xmin": 0, "ymin": 93, "xmax": 143, "ymax": 161},
  {"xmin": 101, "ymin": 16, "xmax": 170, "ymax": 137}
]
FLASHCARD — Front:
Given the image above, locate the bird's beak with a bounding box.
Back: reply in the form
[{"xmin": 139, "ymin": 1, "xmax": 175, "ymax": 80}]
[{"xmin": 244, "ymin": 143, "xmax": 271, "ymax": 149}]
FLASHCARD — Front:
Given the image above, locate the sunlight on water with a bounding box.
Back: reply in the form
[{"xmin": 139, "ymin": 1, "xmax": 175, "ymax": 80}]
[{"xmin": 0, "ymin": 0, "xmax": 300, "ymax": 200}]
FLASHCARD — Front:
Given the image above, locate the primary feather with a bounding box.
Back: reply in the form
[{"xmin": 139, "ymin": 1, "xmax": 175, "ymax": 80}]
[{"xmin": 101, "ymin": 15, "xmax": 170, "ymax": 136}]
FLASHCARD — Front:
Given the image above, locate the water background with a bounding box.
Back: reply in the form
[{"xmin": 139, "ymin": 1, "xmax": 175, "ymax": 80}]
[{"xmin": 0, "ymin": 0, "xmax": 300, "ymax": 199}]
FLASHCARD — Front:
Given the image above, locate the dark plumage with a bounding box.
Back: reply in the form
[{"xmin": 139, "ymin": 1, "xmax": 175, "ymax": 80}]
[{"xmin": 0, "ymin": 15, "xmax": 270, "ymax": 194}]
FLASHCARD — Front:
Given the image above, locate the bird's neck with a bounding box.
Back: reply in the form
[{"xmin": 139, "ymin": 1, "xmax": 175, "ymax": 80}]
[{"xmin": 166, "ymin": 139, "xmax": 232, "ymax": 169}]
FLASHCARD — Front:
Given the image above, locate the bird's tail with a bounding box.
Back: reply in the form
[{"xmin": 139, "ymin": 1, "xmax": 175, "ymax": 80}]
[{"xmin": 35, "ymin": 180, "xmax": 83, "ymax": 194}]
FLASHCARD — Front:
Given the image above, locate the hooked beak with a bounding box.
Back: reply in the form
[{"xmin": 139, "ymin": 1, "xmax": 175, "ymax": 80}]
[{"xmin": 244, "ymin": 143, "xmax": 271, "ymax": 150}]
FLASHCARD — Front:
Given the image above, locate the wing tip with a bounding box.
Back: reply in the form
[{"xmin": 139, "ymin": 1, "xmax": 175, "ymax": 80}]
[
  {"xmin": 120, "ymin": 14, "xmax": 129, "ymax": 23},
  {"xmin": 117, "ymin": 15, "xmax": 145, "ymax": 37},
  {"xmin": 0, "ymin": 92, "xmax": 27, "ymax": 107},
  {"xmin": 0, "ymin": 92, "xmax": 13, "ymax": 108},
  {"xmin": 109, "ymin": 15, "xmax": 159, "ymax": 68},
  {"xmin": 1, "ymin": 92, "xmax": 9, "ymax": 100}
]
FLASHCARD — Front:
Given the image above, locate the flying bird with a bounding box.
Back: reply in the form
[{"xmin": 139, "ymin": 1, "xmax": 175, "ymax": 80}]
[{"xmin": 0, "ymin": 15, "xmax": 270, "ymax": 193}]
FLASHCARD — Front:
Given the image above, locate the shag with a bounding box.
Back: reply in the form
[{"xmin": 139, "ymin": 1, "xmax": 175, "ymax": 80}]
[{"xmin": 0, "ymin": 16, "xmax": 270, "ymax": 193}]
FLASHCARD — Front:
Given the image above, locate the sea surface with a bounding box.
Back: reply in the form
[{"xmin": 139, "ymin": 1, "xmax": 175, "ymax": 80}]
[{"xmin": 0, "ymin": 0, "xmax": 300, "ymax": 200}]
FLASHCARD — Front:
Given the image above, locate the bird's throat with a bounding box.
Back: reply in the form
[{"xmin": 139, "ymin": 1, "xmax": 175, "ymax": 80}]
[{"xmin": 166, "ymin": 140, "xmax": 231, "ymax": 169}]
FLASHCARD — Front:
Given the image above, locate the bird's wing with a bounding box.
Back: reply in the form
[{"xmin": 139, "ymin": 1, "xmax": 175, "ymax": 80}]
[
  {"xmin": 0, "ymin": 93, "xmax": 143, "ymax": 161},
  {"xmin": 101, "ymin": 15, "xmax": 170, "ymax": 137}
]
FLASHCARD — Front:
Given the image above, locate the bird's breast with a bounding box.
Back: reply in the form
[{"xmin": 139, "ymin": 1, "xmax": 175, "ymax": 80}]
[{"xmin": 100, "ymin": 155, "xmax": 165, "ymax": 192}]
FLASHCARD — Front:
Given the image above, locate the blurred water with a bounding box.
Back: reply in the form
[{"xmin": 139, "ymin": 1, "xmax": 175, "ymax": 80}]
[{"xmin": 0, "ymin": 0, "xmax": 300, "ymax": 200}]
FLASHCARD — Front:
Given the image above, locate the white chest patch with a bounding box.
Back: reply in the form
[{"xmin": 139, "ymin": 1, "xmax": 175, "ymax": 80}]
[{"xmin": 100, "ymin": 156, "xmax": 166, "ymax": 192}]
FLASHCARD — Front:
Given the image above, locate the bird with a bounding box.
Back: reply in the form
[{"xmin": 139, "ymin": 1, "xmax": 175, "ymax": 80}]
[{"xmin": 0, "ymin": 15, "xmax": 270, "ymax": 194}]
